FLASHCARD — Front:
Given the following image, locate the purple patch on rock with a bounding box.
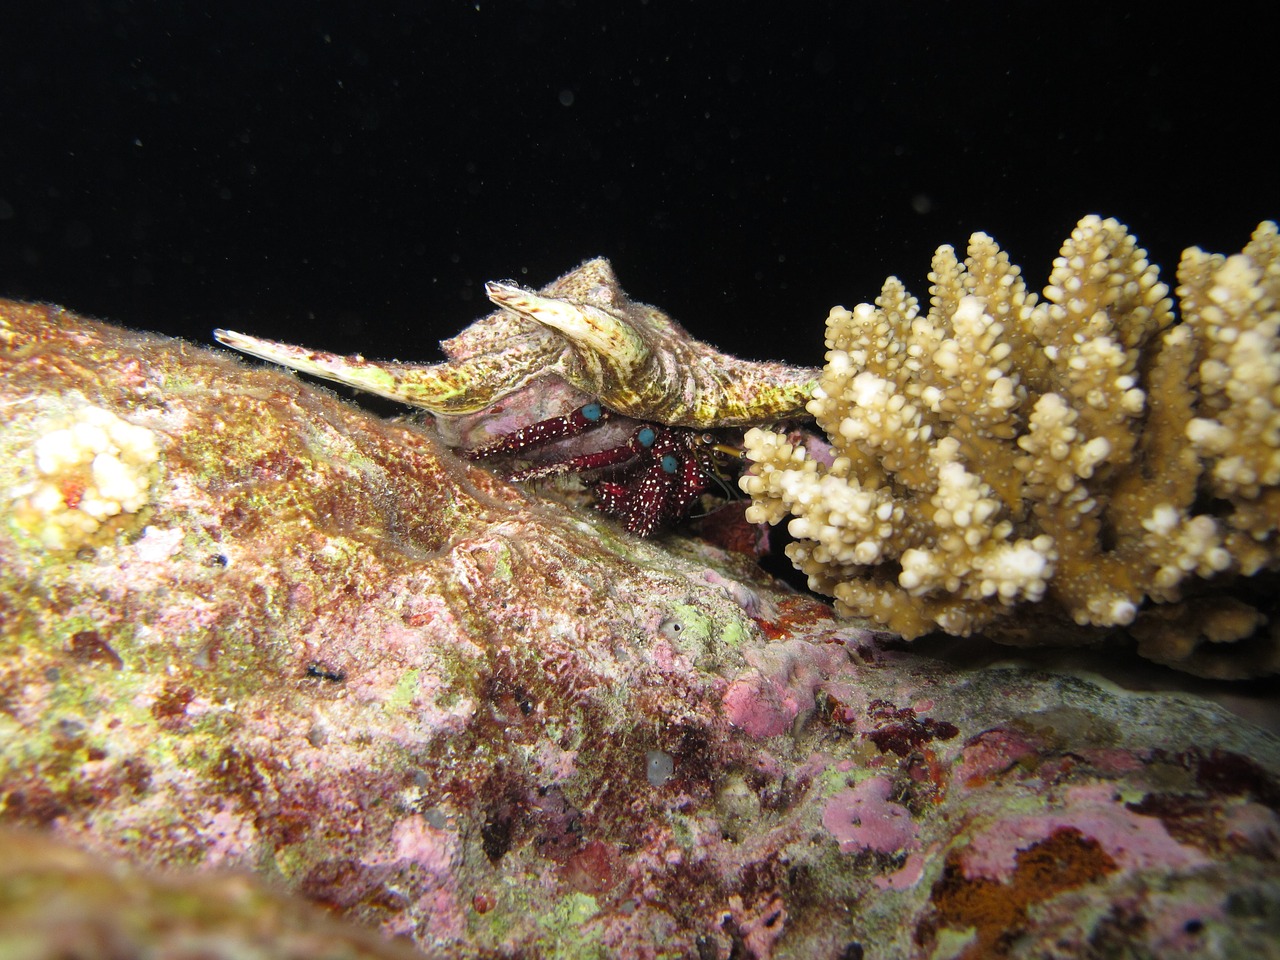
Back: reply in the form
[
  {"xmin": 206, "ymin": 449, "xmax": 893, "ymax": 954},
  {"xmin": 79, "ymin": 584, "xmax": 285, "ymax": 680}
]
[
  {"xmin": 960, "ymin": 782, "xmax": 1210, "ymax": 880},
  {"xmin": 822, "ymin": 776, "xmax": 917, "ymax": 856},
  {"xmin": 723, "ymin": 675, "xmax": 799, "ymax": 739}
]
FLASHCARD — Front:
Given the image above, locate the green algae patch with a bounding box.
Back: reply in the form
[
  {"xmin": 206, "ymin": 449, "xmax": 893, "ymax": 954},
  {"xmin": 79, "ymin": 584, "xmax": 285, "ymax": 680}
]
[
  {"xmin": 659, "ymin": 600, "xmax": 754, "ymax": 667},
  {"xmin": 540, "ymin": 891, "xmax": 599, "ymax": 927},
  {"xmin": 719, "ymin": 617, "xmax": 748, "ymax": 649},
  {"xmin": 659, "ymin": 602, "xmax": 715, "ymax": 661},
  {"xmin": 386, "ymin": 668, "xmax": 422, "ymax": 713},
  {"xmin": 489, "ymin": 540, "xmax": 514, "ymax": 581},
  {"xmin": 537, "ymin": 892, "xmax": 605, "ymax": 960}
]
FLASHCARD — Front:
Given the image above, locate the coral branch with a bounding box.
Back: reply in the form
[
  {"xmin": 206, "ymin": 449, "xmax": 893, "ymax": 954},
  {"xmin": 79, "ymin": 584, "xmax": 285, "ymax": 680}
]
[{"xmin": 742, "ymin": 216, "xmax": 1280, "ymax": 677}]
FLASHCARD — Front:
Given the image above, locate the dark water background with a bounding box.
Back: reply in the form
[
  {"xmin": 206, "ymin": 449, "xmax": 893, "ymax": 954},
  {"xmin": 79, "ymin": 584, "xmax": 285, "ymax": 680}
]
[{"xmin": 1, "ymin": 2, "xmax": 1275, "ymax": 368}]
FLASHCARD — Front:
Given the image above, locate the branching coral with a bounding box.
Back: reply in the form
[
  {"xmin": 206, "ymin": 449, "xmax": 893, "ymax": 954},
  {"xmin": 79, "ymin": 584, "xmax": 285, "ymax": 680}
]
[{"xmin": 741, "ymin": 216, "xmax": 1280, "ymax": 677}]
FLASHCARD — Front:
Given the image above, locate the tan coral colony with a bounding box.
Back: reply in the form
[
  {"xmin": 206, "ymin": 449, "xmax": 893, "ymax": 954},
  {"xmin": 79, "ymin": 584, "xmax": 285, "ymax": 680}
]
[{"xmin": 741, "ymin": 216, "xmax": 1280, "ymax": 677}]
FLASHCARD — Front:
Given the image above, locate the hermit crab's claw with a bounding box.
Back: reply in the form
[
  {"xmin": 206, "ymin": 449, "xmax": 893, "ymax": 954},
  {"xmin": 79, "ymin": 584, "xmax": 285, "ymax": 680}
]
[
  {"xmin": 212, "ymin": 328, "xmax": 555, "ymax": 415},
  {"xmin": 485, "ymin": 280, "xmax": 650, "ymax": 399}
]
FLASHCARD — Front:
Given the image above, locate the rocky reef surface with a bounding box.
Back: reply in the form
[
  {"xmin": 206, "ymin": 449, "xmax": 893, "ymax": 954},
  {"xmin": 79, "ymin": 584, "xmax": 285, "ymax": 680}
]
[{"xmin": 2, "ymin": 299, "xmax": 1278, "ymax": 959}]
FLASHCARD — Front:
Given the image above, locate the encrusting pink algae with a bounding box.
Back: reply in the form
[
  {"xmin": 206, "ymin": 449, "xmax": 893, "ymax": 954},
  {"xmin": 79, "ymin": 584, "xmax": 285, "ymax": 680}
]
[{"xmin": 1, "ymin": 299, "xmax": 1279, "ymax": 958}]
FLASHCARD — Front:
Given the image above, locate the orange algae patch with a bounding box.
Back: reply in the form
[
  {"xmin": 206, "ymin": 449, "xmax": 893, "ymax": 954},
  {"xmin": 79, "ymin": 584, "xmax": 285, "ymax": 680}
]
[
  {"xmin": 921, "ymin": 827, "xmax": 1117, "ymax": 959},
  {"xmin": 753, "ymin": 594, "xmax": 835, "ymax": 641}
]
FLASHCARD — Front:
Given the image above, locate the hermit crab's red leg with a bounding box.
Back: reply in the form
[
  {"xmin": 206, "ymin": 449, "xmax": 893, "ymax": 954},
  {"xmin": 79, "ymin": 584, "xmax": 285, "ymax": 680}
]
[
  {"xmin": 678, "ymin": 448, "xmax": 714, "ymax": 501},
  {"xmin": 595, "ymin": 467, "xmax": 674, "ymax": 537},
  {"xmin": 506, "ymin": 424, "xmax": 663, "ymax": 481},
  {"xmin": 464, "ymin": 402, "xmax": 613, "ymax": 459},
  {"xmin": 594, "ymin": 430, "xmax": 701, "ymax": 536}
]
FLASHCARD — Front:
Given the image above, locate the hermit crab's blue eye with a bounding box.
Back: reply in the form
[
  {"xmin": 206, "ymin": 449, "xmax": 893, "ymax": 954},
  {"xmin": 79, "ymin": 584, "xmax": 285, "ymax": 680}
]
[
  {"xmin": 582, "ymin": 402, "xmax": 603, "ymax": 422},
  {"xmin": 660, "ymin": 454, "xmax": 679, "ymax": 474},
  {"xmin": 638, "ymin": 427, "xmax": 657, "ymax": 448}
]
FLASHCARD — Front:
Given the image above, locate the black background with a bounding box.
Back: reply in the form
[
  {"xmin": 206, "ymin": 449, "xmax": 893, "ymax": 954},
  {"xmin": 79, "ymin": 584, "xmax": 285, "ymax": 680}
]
[{"xmin": 1, "ymin": 1, "xmax": 1275, "ymax": 371}]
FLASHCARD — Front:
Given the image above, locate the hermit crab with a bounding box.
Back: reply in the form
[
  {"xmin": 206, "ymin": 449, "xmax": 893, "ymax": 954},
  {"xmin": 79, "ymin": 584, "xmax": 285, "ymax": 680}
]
[{"xmin": 215, "ymin": 258, "xmax": 819, "ymax": 536}]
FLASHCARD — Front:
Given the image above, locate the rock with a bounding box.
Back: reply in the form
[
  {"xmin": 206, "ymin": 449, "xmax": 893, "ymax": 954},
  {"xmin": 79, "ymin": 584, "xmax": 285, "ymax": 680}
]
[
  {"xmin": 2, "ymin": 299, "xmax": 1278, "ymax": 958},
  {"xmin": 0, "ymin": 828, "xmax": 425, "ymax": 960}
]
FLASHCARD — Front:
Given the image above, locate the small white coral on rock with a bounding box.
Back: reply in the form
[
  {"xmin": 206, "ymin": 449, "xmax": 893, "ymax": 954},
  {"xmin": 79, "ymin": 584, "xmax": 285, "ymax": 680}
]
[
  {"xmin": 742, "ymin": 216, "xmax": 1280, "ymax": 677},
  {"xmin": 11, "ymin": 403, "xmax": 161, "ymax": 549}
]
